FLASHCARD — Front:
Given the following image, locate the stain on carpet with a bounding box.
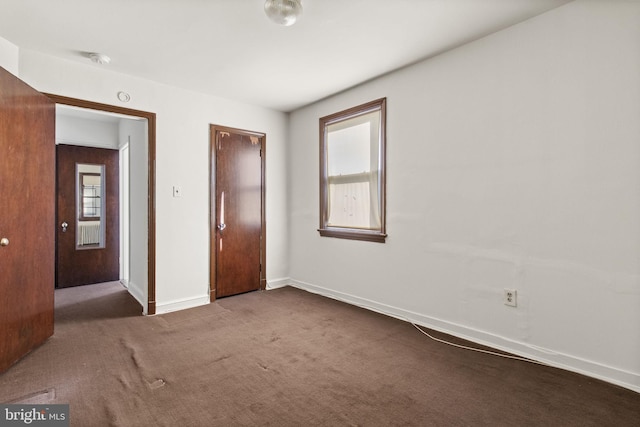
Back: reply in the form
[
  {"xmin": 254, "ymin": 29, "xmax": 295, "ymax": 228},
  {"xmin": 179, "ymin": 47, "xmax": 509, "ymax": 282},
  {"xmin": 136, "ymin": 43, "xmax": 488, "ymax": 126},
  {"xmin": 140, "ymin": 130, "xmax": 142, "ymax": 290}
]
[{"xmin": 7, "ymin": 388, "xmax": 56, "ymax": 404}]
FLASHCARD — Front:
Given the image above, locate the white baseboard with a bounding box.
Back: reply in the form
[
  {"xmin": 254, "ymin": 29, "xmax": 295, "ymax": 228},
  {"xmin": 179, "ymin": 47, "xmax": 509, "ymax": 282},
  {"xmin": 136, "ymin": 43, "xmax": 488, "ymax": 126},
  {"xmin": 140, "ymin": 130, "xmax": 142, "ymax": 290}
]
[
  {"xmin": 266, "ymin": 277, "xmax": 292, "ymax": 290},
  {"xmin": 126, "ymin": 281, "xmax": 147, "ymax": 314},
  {"xmin": 288, "ymin": 279, "xmax": 640, "ymax": 394},
  {"xmin": 155, "ymin": 280, "xmax": 291, "ymax": 315},
  {"xmin": 155, "ymin": 295, "xmax": 210, "ymax": 315}
]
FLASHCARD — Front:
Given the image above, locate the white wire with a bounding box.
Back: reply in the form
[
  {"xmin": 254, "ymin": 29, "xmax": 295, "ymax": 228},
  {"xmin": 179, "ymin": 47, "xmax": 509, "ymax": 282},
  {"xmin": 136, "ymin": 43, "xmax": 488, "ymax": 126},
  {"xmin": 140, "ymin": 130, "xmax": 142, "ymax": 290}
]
[
  {"xmin": 300, "ymin": 287, "xmax": 554, "ymax": 369},
  {"xmin": 410, "ymin": 322, "xmax": 551, "ymax": 368},
  {"xmin": 308, "ymin": 294, "xmax": 553, "ymax": 367}
]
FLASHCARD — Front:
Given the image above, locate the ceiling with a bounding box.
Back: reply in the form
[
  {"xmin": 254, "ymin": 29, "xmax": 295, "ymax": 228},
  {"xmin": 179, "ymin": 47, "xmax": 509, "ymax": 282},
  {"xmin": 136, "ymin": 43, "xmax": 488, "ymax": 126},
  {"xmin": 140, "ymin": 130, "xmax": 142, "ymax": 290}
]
[{"xmin": 0, "ymin": 0, "xmax": 572, "ymax": 112}]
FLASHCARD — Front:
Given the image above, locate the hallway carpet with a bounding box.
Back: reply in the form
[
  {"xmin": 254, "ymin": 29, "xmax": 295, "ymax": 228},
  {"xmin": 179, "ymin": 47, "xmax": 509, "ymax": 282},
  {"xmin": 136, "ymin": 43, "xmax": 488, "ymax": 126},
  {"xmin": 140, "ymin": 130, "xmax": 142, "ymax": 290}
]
[{"xmin": 0, "ymin": 282, "xmax": 638, "ymax": 426}]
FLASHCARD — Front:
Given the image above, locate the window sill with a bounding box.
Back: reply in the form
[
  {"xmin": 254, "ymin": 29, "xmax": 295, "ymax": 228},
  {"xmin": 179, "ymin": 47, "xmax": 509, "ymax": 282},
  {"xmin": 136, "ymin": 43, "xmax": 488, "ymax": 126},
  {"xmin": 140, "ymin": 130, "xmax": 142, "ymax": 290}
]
[{"xmin": 318, "ymin": 228, "xmax": 387, "ymax": 243}]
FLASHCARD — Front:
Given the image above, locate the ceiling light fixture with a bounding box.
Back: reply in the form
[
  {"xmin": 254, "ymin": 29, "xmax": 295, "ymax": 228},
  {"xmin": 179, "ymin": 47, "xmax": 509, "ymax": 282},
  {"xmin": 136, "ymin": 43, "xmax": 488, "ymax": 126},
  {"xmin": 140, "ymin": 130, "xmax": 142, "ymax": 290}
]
[
  {"xmin": 88, "ymin": 53, "xmax": 111, "ymax": 65},
  {"xmin": 264, "ymin": 0, "xmax": 303, "ymax": 27}
]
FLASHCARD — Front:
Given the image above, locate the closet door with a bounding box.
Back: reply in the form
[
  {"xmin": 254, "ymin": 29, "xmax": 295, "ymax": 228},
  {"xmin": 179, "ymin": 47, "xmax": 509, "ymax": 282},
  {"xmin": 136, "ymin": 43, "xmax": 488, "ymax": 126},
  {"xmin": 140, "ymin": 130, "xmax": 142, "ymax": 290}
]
[{"xmin": 56, "ymin": 145, "xmax": 119, "ymax": 288}]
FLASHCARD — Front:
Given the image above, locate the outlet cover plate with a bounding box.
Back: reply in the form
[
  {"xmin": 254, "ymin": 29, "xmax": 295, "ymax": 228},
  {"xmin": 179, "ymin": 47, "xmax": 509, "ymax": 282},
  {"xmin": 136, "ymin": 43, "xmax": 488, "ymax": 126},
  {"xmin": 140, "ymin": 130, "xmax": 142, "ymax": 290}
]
[{"xmin": 504, "ymin": 289, "xmax": 517, "ymax": 307}]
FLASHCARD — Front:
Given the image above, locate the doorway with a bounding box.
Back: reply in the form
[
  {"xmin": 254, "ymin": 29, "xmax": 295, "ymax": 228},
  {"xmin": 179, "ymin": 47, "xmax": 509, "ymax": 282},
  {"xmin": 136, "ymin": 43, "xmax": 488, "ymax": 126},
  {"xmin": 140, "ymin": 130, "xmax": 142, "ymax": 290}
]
[
  {"xmin": 210, "ymin": 125, "xmax": 266, "ymax": 300},
  {"xmin": 48, "ymin": 94, "xmax": 157, "ymax": 315}
]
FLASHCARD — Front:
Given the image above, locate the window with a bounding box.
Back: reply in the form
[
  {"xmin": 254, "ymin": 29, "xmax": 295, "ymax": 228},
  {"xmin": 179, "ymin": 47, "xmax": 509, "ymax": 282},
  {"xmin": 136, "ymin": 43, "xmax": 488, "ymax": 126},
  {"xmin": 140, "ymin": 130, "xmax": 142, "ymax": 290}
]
[
  {"xmin": 79, "ymin": 172, "xmax": 102, "ymax": 220},
  {"xmin": 319, "ymin": 98, "xmax": 386, "ymax": 242}
]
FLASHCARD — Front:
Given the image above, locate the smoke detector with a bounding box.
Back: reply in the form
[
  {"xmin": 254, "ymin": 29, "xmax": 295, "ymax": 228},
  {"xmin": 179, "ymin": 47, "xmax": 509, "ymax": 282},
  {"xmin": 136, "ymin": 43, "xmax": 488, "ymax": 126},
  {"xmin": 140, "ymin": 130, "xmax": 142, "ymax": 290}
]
[{"xmin": 89, "ymin": 53, "xmax": 111, "ymax": 65}]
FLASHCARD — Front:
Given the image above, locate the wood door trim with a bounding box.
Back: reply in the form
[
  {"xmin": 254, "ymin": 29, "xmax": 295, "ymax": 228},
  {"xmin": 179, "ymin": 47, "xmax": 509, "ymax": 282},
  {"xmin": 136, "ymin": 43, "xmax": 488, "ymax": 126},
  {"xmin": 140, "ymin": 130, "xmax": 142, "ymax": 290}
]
[
  {"xmin": 46, "ymin": 94, "xmax": 157, "ymax": 315},
  {"xmin": 209, "ymin": 125, "xmax": 266, "ymax": 302}
]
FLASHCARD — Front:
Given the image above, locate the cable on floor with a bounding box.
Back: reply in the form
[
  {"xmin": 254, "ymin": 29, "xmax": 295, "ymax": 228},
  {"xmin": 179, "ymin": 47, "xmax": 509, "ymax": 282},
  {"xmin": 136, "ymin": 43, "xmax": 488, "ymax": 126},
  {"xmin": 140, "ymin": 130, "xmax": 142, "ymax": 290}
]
[
  {"xmin": 306, "ymin": 286, "xmax": 555, "ymax": 369},
  {"xmin": 410, "ymin": 322, "xmax": 552, "ymax": 368}
]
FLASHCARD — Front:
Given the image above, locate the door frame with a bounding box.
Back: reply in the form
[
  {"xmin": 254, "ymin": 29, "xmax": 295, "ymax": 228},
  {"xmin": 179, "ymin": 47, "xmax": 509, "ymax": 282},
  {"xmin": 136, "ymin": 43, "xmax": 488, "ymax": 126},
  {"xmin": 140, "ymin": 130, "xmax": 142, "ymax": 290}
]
[
  {"xmin": 47, "ymin": 94, "xmax": 157, "ymax": 315},
  {"xmin": 209, "ymin": 124, "xmax": 266, "ymax": 301}
]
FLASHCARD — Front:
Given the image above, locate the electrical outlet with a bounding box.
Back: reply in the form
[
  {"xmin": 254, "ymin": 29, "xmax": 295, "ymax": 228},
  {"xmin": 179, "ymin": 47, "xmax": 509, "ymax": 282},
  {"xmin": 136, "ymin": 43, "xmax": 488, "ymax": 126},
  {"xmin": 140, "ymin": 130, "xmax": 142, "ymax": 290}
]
[
  {"xmin": 504, "ymin": 289, "xmax": 517, "ymax": 307},
  {"xmin": 172, "ymin": 185, "xmax": 182, "ymax": 198}
]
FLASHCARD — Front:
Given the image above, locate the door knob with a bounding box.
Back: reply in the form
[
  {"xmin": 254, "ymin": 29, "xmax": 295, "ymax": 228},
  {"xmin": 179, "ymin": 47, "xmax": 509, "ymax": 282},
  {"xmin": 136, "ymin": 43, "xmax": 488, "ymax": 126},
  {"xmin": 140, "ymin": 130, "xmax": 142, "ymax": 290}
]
[
  {"xmin": 61, "ymin": 222, "xmax": 68, "ymax": 232},
  {"xmin": 0, "ymin": 237, "xmax": 8, "ymax": 247},
  {"xmin": 217, "ymin": 223, "xmax": 226, "ymax": 231}
]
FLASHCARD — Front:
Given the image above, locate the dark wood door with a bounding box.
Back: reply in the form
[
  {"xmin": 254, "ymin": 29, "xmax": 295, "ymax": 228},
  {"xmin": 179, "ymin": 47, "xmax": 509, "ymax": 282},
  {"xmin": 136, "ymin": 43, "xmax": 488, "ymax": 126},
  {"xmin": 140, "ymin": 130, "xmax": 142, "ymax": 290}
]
[
  {"xmin": 56, "ymin": 145, "xmax": 119, "ymax": 288},
  {"xmin": 212, "ymin": 127, "xmax": 265, "ymax": 298},
  {"xmin": 0, "ymin": 67, "xmax": 55, "ymax": 373}
]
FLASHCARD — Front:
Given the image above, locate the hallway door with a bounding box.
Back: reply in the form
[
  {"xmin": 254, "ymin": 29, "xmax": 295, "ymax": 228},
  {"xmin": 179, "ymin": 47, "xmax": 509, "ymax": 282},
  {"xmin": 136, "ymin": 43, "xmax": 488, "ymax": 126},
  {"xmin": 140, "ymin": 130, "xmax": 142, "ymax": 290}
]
[
  {"xmin": 211, "ymin": 126, "xmax": 266, "ymax": 299},
  {"xmin": 0, "ymin": 67, "xmax": 55, "ymax": 373},
  {"xmin": 56, "ymin": 144, "xmax": 119, "ymax": 288}
]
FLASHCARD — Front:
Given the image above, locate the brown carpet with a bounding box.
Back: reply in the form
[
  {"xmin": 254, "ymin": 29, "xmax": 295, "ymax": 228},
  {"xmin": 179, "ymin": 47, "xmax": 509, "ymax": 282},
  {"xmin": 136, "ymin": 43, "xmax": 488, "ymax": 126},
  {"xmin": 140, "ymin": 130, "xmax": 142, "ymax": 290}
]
[{"xmin": 0, "ymin": 282, "xmax": 638, "ymax": 426}]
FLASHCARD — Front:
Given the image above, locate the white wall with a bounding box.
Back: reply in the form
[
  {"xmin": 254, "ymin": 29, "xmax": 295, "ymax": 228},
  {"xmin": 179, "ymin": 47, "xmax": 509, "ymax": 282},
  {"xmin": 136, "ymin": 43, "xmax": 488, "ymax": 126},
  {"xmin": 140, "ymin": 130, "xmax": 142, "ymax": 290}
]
[
  {"xmin": 0, "ymin": 36, "xmax": 18, "ymax": 75},
  {"xmin": 287, "ymin": 0, "xmax": 640, "ymax": 392},
  {"xmin": 56, "ymin": 114, "xmax": 119, "ymax": 149},
  {"xmin": 18, "ymin": 49, "xmax": 290, "ymax": 314}
]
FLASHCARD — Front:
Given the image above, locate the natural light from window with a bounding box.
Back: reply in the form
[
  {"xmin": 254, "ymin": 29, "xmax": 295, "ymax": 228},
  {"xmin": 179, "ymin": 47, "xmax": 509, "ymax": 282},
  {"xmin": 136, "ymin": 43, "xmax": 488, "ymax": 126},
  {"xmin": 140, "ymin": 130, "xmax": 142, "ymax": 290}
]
[{"xmin": 319, "ymin": 98, "xmax": 386, "ymax": 243}]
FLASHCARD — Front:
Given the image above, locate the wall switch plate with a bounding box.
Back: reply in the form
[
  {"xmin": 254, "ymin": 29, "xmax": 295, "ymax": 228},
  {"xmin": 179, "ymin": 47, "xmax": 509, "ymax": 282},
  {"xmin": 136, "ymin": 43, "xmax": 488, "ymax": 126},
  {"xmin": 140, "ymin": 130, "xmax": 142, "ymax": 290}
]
[
  {"xmin": 172, "ymin": 185, "xmax": 182, "ymax": 198},
  {"xmin": 504, "ymin": 289, "xmax": 517, "ymax": 307}
]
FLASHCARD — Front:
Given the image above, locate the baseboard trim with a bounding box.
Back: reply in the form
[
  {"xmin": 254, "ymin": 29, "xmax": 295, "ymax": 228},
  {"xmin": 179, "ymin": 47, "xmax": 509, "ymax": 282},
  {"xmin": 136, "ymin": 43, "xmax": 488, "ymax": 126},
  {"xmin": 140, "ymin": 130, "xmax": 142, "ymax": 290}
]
[
  {"xmin": 126, "ymin": 281, "xmax": 147, "ymax": 314},
  {"xmin": 154, "ymin": 280, "xmax": 292, "ymax": 314},
  {"xmin": 266, "ymin": 277, "xmax": 291, "ymax": 290},
  {"xmin": 289, "ymin": 279, "xmax": 640, "ymax": 394},
  {"xmin": 155, "ymin": 295, "xmax": 210, "ymax": 315}
]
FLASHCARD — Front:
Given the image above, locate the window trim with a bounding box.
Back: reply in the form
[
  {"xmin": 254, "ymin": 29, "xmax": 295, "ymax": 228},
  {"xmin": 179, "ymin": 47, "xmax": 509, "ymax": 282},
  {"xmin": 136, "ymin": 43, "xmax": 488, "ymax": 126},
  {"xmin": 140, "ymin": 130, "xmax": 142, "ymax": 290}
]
[{"xmin": 318, "ymin": 97, "xmax": 387, "ymax": 243}]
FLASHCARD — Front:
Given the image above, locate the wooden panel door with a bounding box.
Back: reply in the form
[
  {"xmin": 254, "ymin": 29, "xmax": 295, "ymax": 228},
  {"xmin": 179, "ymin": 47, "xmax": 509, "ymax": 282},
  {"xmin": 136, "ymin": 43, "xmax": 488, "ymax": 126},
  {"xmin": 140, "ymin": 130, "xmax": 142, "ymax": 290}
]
[
  {"xmin": 211, "ymin": 127, "xmax": 265, "ymax": 299},
  {"xmin": 56, "ymin": 145, "xmax": 119, "ymax": 288},
  {"xmin": 0, "ymin": 67, "xmax": 55, "ymax": 373}
]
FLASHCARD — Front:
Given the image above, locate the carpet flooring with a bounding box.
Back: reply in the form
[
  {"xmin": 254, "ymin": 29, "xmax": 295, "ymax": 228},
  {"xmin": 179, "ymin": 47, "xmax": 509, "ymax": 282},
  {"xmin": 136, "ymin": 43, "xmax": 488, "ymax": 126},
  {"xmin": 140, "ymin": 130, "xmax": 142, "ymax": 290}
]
[{"xmin": 0, "ymin": 282, "xmax": 638, "ymax": 426}]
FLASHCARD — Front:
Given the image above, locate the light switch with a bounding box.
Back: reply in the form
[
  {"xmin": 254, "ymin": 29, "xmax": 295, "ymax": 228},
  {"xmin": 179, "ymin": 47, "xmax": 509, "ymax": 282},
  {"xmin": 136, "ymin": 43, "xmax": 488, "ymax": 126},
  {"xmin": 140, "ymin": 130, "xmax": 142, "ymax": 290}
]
[{"xmin": 173, "ymin": 186, "xmax": 182, "ymax": 198}]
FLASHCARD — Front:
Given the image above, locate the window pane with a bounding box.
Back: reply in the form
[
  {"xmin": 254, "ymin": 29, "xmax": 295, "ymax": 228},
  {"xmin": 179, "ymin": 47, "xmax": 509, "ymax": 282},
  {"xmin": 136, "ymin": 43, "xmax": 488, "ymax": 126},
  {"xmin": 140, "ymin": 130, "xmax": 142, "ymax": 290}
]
[
  {"xmin": 328, "ymin": 179, "xmax": 371, "ymax": 228},
  {"xmin": 327, "ymin": 122, "xmax": 371, "ymax": 176}
]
